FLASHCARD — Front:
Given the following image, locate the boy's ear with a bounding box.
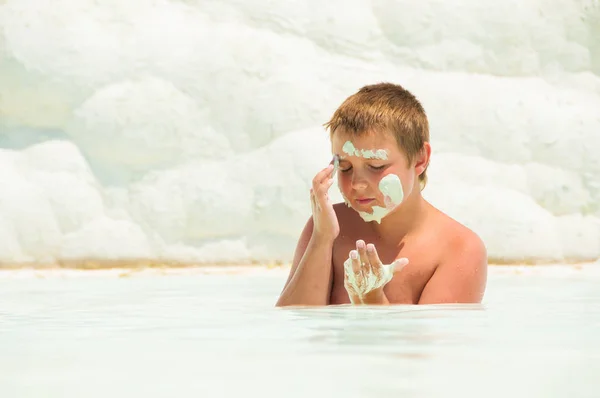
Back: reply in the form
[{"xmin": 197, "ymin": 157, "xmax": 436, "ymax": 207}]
[{"xmin": 414, "ymin": 142, "xmax": 431, "ymax": 176}]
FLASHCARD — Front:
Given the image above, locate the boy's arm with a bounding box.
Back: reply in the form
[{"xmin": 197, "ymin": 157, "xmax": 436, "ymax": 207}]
[
  {"xmin": 418, "ymin": 235, "xmax": 487, "ymax": 304},
  {"xmin": 360, "ymin": 289, "xmax": 390, "ymax": 305},
  {"xmin": 275, "ymin": 218, "xmax": 334, "ymax": 307}
]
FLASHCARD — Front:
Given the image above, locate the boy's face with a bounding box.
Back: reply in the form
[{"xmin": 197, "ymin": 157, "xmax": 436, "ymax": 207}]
[{"xmin": 331, "ymin": 130, "xmax": 417, "ymax": 217}]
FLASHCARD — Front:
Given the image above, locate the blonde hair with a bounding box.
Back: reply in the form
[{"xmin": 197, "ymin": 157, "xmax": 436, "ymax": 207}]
[{"xmin": 324, "ymin": 82, "xmax": 430, "ymax": 189}]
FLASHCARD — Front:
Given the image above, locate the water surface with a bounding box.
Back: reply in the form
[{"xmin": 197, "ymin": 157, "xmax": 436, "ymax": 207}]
[{"xmin": 1, "ymin": 266, "xmax": 599, "ymax": 398}]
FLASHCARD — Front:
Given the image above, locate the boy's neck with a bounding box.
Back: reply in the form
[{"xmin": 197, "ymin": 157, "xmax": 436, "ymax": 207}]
[{"xmin": 369, "ymin": 187, "xmax": 430, "ymax": 245}]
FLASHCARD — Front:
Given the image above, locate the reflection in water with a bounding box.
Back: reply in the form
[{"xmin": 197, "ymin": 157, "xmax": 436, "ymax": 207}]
[
  {"xmin": 280, "ymin": 304, "xmax": 487, "ymax": 354},
  {"xmin": 0, "ymin": 269, "xmax": 599, "ymax": 398}
]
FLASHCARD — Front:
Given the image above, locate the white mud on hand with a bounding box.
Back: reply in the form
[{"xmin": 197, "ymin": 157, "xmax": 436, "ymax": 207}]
[{"xmin": 343, "ymin": 248, "xmax": 409, "ymax": 299}]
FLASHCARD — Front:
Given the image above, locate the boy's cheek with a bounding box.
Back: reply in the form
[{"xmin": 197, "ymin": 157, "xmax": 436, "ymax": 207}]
[
  {"xmin": 336, "ymin": 178, "xmax": 352, "ymax": 198},
  {"xmin": 337, "ymin": 177, "xmax": 349, "ymax": 193}
]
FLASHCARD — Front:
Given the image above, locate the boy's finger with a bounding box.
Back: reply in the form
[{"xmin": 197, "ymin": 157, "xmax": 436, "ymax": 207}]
[
  {"xmin": 343, "ymin": 270, "xmax": 349, "ymax": 287},
  {"xmin": 314, "ymin": 183, "xmax": 333, "ymax": 209},
  {"xmin": 350, "ymin": 250, "xmax": 361, "ymax": 275},
  {"xmin": 312, "ymin": 172, "xmax": 334, "ymax": 198},
  {"xmin": 345, "ymin": 251, "xmax": 363, "ymax": 291},
  {"xmin": 313, "ymin": 164, "xmax": 335, "ymax": 185},
  {"xmin": 391, "ymin": 258, "xmax": 409, "ymax": 273},
  {"xmin": 317, "ymin": 178, "xmax": 335, "ymax": 196},
  {"xmin": 331, "ymin": 155, "xmax": 339, "ymax": 174},
  {"xmin": 366, "ymin": 243, "xmax": 383, "ymax": 279},
  {"xmin": 356, "ymin": 240, "xmax": 371, "ymax": 275},
  {"xmin": 313, "ymin": 177, "xmax": 332, "ymax": 192}
]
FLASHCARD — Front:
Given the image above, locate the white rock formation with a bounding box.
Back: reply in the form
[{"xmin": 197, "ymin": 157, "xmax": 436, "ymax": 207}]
[{"xmin": 0, "ymin": 0, "xmax": 598, "ymax": 266}]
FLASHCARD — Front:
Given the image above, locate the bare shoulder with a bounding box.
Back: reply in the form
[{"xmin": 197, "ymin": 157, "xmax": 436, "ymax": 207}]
[
  {"xmin": 438, "ymin": 210, "xmax": 487, "ymax": 263},
  {"xmin": 418, "ymin": 208, "xmax": 488, "ymax": 304}
]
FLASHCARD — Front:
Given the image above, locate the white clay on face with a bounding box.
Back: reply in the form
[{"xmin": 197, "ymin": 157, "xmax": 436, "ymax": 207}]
[
  {"xmin": 337, "ymin": 141, "xmax": 390, "ymax": 210},
  {"xmin": 358, "ymin": 174, "xmax": 404, "ymax": 224},
  {"xmin": 379, "ymin": 173, "xmax": 404, "ymax": 208},
  {"xmin": 335, "ymin": 142, "xmax": 401, "ymax": 217},
  {"xmin": 342, "ymin": 141, "xmax": 388, "ymax": 160}
]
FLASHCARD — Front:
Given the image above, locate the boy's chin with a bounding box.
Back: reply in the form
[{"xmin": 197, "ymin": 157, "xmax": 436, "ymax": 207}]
[
  {"xmin": 358, "ymin": 201, "xmax": 402, "ymax": 215},
  {"xmin": 351, "ymin": 201, "xmax": 378, "ymax": 212}
]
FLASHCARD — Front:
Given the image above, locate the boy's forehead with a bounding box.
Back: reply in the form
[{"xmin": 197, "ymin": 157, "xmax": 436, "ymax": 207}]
[{"xmin": 331, "ymin": 131, "xmax": 397, "ymax": 156}]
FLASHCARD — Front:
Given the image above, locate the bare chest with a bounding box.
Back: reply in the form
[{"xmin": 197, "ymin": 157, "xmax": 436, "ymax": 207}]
[{"xmin": 329, "ymin": 238, "xmax": 438, "ymax": 305}]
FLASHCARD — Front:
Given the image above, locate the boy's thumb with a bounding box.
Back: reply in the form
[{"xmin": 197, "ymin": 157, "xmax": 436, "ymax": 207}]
[{"xmin": 392, "ymin": 258, "xmax": 409, "ymax": 272}]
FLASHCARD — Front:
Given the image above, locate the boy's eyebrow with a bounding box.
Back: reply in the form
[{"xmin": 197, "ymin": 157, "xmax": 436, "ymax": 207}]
[{"xmin": 335, "ymin": 156, "xmax": 384, "ymax": 163}]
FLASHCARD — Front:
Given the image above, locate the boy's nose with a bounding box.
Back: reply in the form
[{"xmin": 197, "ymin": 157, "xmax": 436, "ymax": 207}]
[{"xmin": 350, "ymin": 171, "xmax": 368, "ymax": 190}]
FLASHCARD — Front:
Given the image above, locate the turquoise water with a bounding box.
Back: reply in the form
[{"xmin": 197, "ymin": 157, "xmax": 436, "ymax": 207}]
[{"xmin": 1, "ymin": 266, "xmax": 599, "ymax": 398}]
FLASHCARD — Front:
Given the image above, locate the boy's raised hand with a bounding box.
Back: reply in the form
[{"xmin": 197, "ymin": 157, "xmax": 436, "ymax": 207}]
[
  {"xmin": 343, "ymin": 240, "xmax": 409, "ymax": 302},
  {"xmin": 309, "ymin": 159, "xmax": 340, "ymax": 242}
]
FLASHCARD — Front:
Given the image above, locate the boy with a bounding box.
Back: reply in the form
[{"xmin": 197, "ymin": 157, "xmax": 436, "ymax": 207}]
[{"xmin": 276, "ymin": 83, "xmax": 487, "ymax": 306}]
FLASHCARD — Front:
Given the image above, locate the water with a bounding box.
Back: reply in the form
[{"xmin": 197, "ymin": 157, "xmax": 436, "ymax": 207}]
[{"xmin": 1, "ymin": 265, "xmax": 599, "ymax": 398}]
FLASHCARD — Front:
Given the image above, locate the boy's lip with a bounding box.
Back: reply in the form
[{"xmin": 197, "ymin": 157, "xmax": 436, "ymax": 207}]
[{"xmin": 355, "ymin": 198, "xmax": 375, "ymax": 204}]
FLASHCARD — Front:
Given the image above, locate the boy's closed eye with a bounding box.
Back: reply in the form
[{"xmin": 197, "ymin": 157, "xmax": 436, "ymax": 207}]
[
  {"xmin": 337, "ymin": 160, "xmax": 352, "ymax": 173},
  {"xmin": 338, "ymin": 163, "xmax": 387, "ymax": 172}
]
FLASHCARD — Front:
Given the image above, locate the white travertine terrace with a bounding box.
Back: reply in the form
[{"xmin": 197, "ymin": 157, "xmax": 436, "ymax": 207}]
[{"xmin": 0, "ymin": 0, "xmax": 598, "ymax": 266}]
